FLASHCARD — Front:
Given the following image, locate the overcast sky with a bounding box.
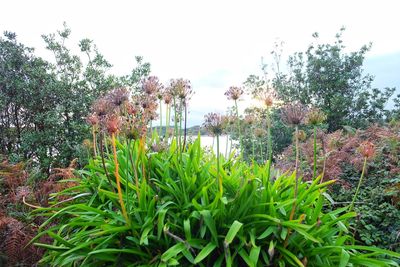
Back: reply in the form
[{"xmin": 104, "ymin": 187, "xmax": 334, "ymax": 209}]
[{"xmin": 1, "ymin": 0, "xmax": 400, "ymax": 125}]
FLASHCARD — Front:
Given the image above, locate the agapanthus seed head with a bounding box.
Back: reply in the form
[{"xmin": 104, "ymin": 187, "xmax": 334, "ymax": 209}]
[
  {"xmin": 163, "ymin": 91, "xmax": 173, "ymax": 105},
  {"xmin": 105, "ymin": 114, "xmax": 121, "ymax": 134},
  {"xmin": 254, "ymin": 127, "xmax": 266, "ymax": 138},
  {"xmin": 142, "ymin": 76, "xmax": 163, "ymax": 96},
  {"xmin": 258, "ymin": 89, "xmax": 278, "ymax": 108},
  {"xmin": 281, "ymin": 102, "xmax": 307, "ymax": 126},
  {"xmin": 225, "ymin": 86, "xmax": 244, "ymax": 101},
  {"xmin": 305, "ymin": 108, "xmax": 327, "ymax": 126},
  {"xmin": 92, "ymin": 97, "xmax": 112, "ymax": 117},
  {"xmin": 86, "ymin": 113, "xmax": 99, "ymax": 126},
  {"xmin": 203, "ymin": 112, "xmax": 226, "ymax": 136},
  {"xmin": 169, "ymin": 78, "xmax": 193, "ymax": 101},
  {"xmin": 244, "ymin": 114, "xmax": 256, "ymax": 126},
  {"xmin": 126, "ymin": 102, "xmax": 137, "ymax": 116},
  {"xmin": 358, "ymin": 141, "xmax": 375, "ymax": 159},
  {"xmin": 82, "ymin": 139, "xmax": 92, "ymax": 148},
  {"xmin": 296, "ymin": 129, "xmax": 307, "ymax": 142},
  {"xmin": 107, "ymin": 87, "xmax": 129, "ymax": 107}
]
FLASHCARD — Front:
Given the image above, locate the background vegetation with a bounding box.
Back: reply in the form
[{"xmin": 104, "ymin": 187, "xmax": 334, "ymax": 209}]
[{"xmin": 0, "ymin": 26, "xmax": 399, "ymax": 266}]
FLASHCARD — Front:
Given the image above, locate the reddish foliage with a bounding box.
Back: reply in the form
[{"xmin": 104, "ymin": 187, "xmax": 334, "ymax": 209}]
[
  {"xmin": 0, "ymin": 157, "xmax": 79, "ymax": 266},
  {"xmin": 277, "ymin": 124, "xmax": 400, "ymax": 189}
]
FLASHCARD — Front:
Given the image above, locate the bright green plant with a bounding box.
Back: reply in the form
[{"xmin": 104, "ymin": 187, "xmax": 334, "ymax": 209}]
[{"xmin": 32, "ymin": 135, "xmax": 400, "ymax": 266}]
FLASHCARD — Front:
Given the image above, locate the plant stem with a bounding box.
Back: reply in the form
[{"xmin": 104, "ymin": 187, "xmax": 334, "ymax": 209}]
[
  {"xmin": 92, "ymin": 126, "xmax": 97, "ymax": 157},
  {"xmin": 217, "ymin": 134, "xmax": 222, "ymax": 195},
  {"xmin": 288, "ymin": 126, "xmax": 300, "ymax": 222},
  {"xmin": 295, "ymin": 126, "xmax": 299, "ymax": 180},
  {"xmin": 313, "ymin": 126, "xmax": 317, "ymax": 180},
  {"xmin": 125, "ymin": 140, "xmax": 130, "ymax": 212},
  {"xmin": 225, "ymin": 129, "xmax": 229, "ymax": 159},
  {"xmin": 111, "ymin": 133, "xmax": 129, "ymax": 224},
  {"xmin": 266, "ymin": 108, "xmax": 272, "ymax": 181},
  {"xmin": 173, "ymin": 98, "xmax": 178, "ymax": 142},
  {"xmin": 252, "ymin": 131, "xmax": 255, "ymax": 160},
  {"xmin": 183, "ymin": 101, "xmax": 187, "ymax": 151},
  {"xmin": 234, "ymin": 100, "xmax": 242, "ymax": 153},
  {"xmin": 128, "ymin": 140, "xmax": 140, "ymax": 205},
  {"xmin": 159, "ymin": 100, "xmax": 162, "ymax": 137},
  {"xmin": 349, "ymin": 157, "xmax": 367, "ymax": 212},
  {"xmin": 165, "ymin": 104, "xmax": 170, "ymax": 141},
  {"xmin": 180, "ymin": 105, "xmax": 183, "ymax": 151},
  {"xmin": 99, "ymin": 133, "xmax": 115, "ymax": 193}
]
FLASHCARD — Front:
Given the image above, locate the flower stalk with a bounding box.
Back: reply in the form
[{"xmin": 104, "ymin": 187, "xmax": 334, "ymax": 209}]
[{"xmin": 111, "ymin": 132, "xmax": 129, "ymax": 224}]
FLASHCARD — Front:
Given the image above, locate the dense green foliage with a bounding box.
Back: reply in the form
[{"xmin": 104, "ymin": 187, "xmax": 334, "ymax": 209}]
[
  {"xmin": 237, "ymin": 107, "xmax": 293, "ymax": 163},
  {"xmin": 0, "ymin": 25, "xmax": 150, "ymax": 173},
  {"xmin": 245, "ymin": 28, "xmax": 398, "ymax": 132},
  {"xmin": 33, "ymin": 136, "xmax": 400, "ymax": 266}
]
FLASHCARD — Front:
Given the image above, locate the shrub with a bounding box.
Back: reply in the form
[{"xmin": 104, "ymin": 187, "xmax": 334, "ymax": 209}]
[
  {"xmin": 33, "ymin": 136, "xmax": 400, "ymax": 266},
  {"xmin": 278, "ymin": 123, "xmax": 400, "ymax": 251}
]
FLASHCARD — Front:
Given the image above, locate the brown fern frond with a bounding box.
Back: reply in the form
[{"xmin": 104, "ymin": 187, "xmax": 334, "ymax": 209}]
[{"xmin": 48, "ymin": 158, "xmax": 78, "ymax": 181}]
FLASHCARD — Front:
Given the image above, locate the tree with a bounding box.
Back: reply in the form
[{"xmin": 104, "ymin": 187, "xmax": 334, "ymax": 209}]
[
  {"xmin": 0, "ymin": 24, "xmax": 151, "ymax": 173},
  {"xmin": 273, "ymin": 28, "xmax": 396, "ymax": 131}
]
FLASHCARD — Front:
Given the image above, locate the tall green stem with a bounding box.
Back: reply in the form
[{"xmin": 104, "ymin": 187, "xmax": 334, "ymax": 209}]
[
  {"xmin": 99, "ymin": 133, "xmax": 115, "ymax": 193},
  {"xmin": 288, "ymin": 125, "xmax": 300, "ymax": 222},
  {"xmin": 266, "ymin": 109, "xmax": 273, "ymax": 181},
  {"xmin": 92, "ymin": 126, "xmax": 97, "ymax": 157},
  {"xmin": 349, "ymin": 157, "xmax": 367, "ymax": 211},
  {"xmin": 234, "ymin": 100, "xmax": 242, "ymax": 153},
  {"xmin": 225, "ymin": 133, "xmax": 229, "ymax": 159},
  {"xmin": 183, "ymin": 102, "xmax": 188, "ymax": 151},
  {"xmin": 166, "ymin": 104, "xmax": 170, "ymax": 141},
  {"xmin": 217, "ymin": 135, "xmax": 222, "ymax": 195},
  {"xmin": 252, "ymin": 130, "xmax": 255, "ymax": 160},
  {"xmin": 313, "ymin": 126, "xmax": 317, "ymax": 180},
  {"xmin": 295, "ymin": 125, "xmax": 299, "ymax": 192},
  {"xmin": 179, "ymin": 106, "xmax": 182, "ymax": 153},
  {"xmin": 159, "ymin": 100, "xmax": 162, "ymax": 137},
  {"xmin": 111, "ymin": 133, "xmax": 129, "ymax": 224}
]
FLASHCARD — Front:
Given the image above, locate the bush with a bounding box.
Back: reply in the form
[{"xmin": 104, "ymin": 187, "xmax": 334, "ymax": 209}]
[
  {"xmin": 278, "ymin": 123, "xmax": 400, "ymax": 251},
  {"xmin": 33, "ymin": 136, "xmax": 400, "ymax": 266}
]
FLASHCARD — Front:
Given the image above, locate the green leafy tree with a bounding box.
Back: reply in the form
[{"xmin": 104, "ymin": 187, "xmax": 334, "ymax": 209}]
[
  {"xmin": 273, "ymin": 28, "xmax": 396, "ymax": 131},
  {"xmin": 0, "ymin": 24, "xmax": 150, "ymax": 173}
]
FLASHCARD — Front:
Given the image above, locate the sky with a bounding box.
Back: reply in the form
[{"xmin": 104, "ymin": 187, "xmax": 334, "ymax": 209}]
[{"xmin": 1, "ymin": 0, "xmax": 400, "ymax": 126}]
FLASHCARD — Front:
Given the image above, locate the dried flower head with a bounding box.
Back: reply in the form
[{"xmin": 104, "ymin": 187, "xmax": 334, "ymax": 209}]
[
  {"xmin": 358, "ymin": 141, "xmax": 375, "ymax": 158},
  {"xmin": 258, "ymin": 89, "xmax": 278, "ymax": 108},
  {"xmin": 169, "ymin": 78, "xmax": 193, "ymax": 101},
  {"xmin": 226, "ymin": 115, "xmax": 236, "ymax": 125},
  {"xmin": 224, "ymin": 86, "xmax": 244, "ymax": 101},
  {"xmin": 126, "ymin": 102, "xmax": 137, "ymax": 116},
  {"xmin": 92, "ymin": 97, "xmax": 112, "ymax": 117},
  {"xmin": 305, "ymin": 108, "xmax": 327, "ymax": 126},
  {"xmin": 203, "ymin": 112, "xmax": 225, "ymax": 136},
  {"xmin": 82, "ymin": 139, "xmax": 92, "ymax": 148},
  {"xmin": 163, "ymin": 91, "xmax": 173, "ymax": 105},
  {"xmin": 142, "ymin": 76, "xmax": 163, "ymax": 96},
  {"xmin": 141, "ymin": 95, "xmax": 158, "ymax": 115},
  {"xmin": 107, "ymin": 87, "xmax": 130, "ymax": 107},
  {"xmin": 105, "ymin": 114, "xmax": 121, "ymax": 134},
  {"xmin": 281, "ymin": 102, "xmax": 307, "ymax": 126},
  {"xmin": 254, "ymin": 127, "xmax": 266, "ymax": 138},
  {"xmin": 86, "ymin": 113, "xmax": 99, "ymax": 126},
  {"xmin": 296, "ymin": 130, "xmax": 307, "ymax": 142},
  {"xmin": 244, "ymin": 114, "xmax": 256, "ymax": 126}
]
